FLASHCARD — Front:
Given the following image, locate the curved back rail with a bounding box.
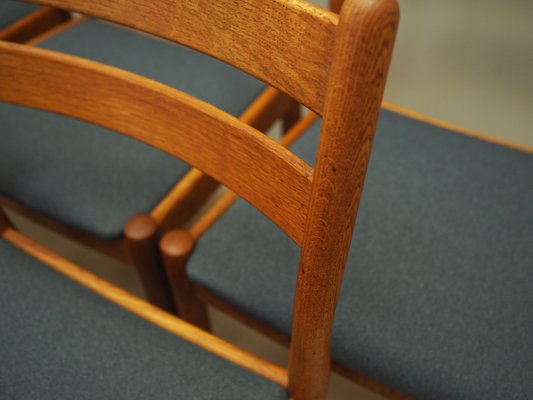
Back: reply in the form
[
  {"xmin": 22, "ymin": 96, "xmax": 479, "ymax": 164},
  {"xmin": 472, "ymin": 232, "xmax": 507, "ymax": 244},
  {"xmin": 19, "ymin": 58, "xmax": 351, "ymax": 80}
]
[
  {"xmin": 25, "ymin": 0, "xmax": 338, "ymax": 114},
  {"xmin": 1, "ymin": 0, "xmax": 399, "ymax": 398},
  {"xmin": 0, "ymin": 43, "xmax": 312, "ymax": 244}
]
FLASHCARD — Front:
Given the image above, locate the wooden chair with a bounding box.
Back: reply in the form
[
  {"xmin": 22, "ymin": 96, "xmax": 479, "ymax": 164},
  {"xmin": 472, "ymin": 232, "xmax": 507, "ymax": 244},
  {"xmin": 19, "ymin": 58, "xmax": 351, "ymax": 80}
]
[
  {"xmin": 0, "ymin": 8, "xmax": 298, "ymax": 312},
  {"xmin": 0, "ymin": 2, "xmax": 69, "ymax": 42},
  {"xmin": 159, "ymin": 3, "xmax": 533, "ymax": 400},
  {"xmin": 0, "ymin": 0, "xmax": 399, "ymax": 398},
  {"xmin": 0, "ymin": 210, "xmax": 288, "ymax": 399}
]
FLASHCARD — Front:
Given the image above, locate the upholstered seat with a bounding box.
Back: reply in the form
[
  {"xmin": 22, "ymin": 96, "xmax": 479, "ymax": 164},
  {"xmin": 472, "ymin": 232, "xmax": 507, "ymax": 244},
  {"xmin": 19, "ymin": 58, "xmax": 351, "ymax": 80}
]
[
  {"xmin": 188, "ymin": 110, "xmax": 533, "ymax": 399},
  {"xmin": 0, "ymin": 239, "xmax": 286, "ymax": 399},
  {"xmin": 0, "ymin": 19, "xmax": 265, "ymax": 239},
  {"xmin": 0, "ymin": 2, "xmax": 39, "ymax": 29}
]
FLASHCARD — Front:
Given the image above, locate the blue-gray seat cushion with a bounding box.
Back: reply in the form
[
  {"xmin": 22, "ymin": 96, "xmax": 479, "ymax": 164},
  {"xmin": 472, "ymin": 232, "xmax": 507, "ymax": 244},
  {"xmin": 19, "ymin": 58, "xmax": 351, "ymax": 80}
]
[
  {"xmin": 188, "ymin": 110, "xmax": 533, "ymax": 400},
  {"xmin": 0, "ymin": 1, "xmax": 39, "ymax": 30},
  {"xmin": 0, "ymin": 239, "xmax": 286, "ymax": 399},
  {"xmin": 0, "ymin": 19, "xmax": 265, "ymax": 240}
]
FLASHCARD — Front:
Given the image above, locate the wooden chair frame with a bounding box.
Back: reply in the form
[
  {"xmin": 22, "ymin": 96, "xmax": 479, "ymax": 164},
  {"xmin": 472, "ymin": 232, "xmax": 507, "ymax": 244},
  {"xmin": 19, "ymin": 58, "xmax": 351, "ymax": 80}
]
[
  {"xmin": 0, "ymin": 13, "xmax": 299, "ymax": 312},
  {"xmin": 0, "ymin": 5, "xmax": 70, "ymax": 43},
  {"xmin": 0, "ymin": 0, "xmax": 399, "ymax": 397},
  {"xmin": 175, "ymin": 100, "xmax": 533, "ymax": 399},
  {"xmin": 154, "ymin": 1, "xmax": 533, "ymax": 397},
  {"xmin": 0, "ymin": 206, "xmax": 288, "ymax": 390}
]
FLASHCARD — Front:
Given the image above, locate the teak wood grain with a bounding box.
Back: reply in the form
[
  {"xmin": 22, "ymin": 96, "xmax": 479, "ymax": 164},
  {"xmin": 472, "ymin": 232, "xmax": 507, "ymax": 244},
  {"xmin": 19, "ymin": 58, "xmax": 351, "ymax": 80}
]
[
  {"xmin": 288, "ymin": 1, "xmax": 399, "ymax": 398},
  {"xmin": 26, "ymin": 0, "xmax": 338, "ymax": 114},
  {"xmin": 190, "ymin": 102, "xmax": 532, "ymax": 242},
  {"xmin": 151, "ymin": 87, "xmax": 297, "ymax": 230},
  {"xmin": 0, "ymin": 42, "xmax": 313, "ymax": 245},
  {"xmin": 2, "ymin": 0, "xmax": 401, "ymax": 398},
  {"xmin": 190, "ymin": 111, "xmax": 319, "ymax": 239},
  {"xmin": 1, "ymin": 227, "xmax": 288, "ymax": 388},
  {"xmin": 2, "ymin": 11, "xmax": 297, "ymax": 307}
]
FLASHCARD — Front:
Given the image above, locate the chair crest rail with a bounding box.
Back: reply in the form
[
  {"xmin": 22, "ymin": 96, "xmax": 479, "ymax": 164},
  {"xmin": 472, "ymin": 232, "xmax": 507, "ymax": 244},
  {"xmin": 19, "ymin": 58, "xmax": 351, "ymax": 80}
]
[{"xmin": 25, "ymin": 0, "xmax": 338, "ymax": 114}]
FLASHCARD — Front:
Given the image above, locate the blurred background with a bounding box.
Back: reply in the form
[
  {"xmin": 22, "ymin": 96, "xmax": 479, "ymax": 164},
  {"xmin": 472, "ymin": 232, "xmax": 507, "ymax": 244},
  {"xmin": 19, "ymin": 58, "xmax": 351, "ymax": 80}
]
[{"xmin": 7, "ymin": 1, "xmax": 533, "ymax": 399}]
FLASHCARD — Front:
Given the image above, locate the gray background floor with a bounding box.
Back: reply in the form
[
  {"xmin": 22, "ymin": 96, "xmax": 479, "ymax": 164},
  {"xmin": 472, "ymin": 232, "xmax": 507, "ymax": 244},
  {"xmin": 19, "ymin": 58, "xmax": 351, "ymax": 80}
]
[{"xmin": 7, "ymin": 1, "xmax": 533, "ymax": 399}]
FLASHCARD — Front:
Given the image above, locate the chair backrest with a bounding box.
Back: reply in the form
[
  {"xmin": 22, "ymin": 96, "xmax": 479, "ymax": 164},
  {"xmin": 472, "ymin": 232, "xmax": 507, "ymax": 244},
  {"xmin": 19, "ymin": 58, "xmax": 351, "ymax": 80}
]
[{"xmin": 0, "ymin": 1, "xmax": 399, "ymax": 398}]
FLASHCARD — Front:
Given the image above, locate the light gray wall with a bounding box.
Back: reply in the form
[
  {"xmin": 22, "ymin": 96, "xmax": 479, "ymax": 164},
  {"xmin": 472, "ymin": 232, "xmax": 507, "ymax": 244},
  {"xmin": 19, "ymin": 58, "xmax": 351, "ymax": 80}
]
[{"xmin": 314, "ymin": 0, "xmax": 533, "ymax": 146}]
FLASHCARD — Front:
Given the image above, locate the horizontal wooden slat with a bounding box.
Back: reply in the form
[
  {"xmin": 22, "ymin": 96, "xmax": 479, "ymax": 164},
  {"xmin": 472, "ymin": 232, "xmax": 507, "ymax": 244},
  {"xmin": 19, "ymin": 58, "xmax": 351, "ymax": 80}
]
[
  {"xmin": 26, "ymin": 0, "xmax": 338, "ymax": 114},
  {"xmin": 2, "ymin": 228, "xmax": 288, "ymax": 387},
  {"xmin": 190, "ymin": 112, "xmax": 320, "ymax": 240},
  {"xmin": 0, "ymin": 42, "xmax": 313, "ymax": 244}
]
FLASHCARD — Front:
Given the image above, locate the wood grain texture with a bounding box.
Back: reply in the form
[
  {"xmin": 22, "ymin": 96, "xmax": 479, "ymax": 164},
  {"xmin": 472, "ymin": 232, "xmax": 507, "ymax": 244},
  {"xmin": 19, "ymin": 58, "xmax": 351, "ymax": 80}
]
[
  {"xmin": 0, "ymin": 6, "xmax": 70, "ymax": 43},
  {"xmin": 189, "ymin": 112, "xmax": 319, "ymax": 239},
  {"xmin": 288, "ymin": 1, "xmax": 399, "ymax": 399},
  {"xmin": 1, "ymin": 1, "xmax": 404, "ymax": 398},
  {"xmin": 0, "ymin": 42, "xmax": 313, "ymax": 244},
  {"xmin": 2, "ymin": 228, "xmax": 288, "ymax": 387},
  {"xmin": 152, "ymin": 86, "xmax": 297, "ymax": 230},
  {"xmin": 26, "ymin": 0, "xmax": 338, "ymax": 114}
]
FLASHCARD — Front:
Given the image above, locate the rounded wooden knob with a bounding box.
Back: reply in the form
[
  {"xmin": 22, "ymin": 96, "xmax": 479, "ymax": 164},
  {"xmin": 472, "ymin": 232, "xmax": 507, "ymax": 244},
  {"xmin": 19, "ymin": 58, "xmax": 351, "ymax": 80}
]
[
  {"xmin": 160, "ymin": 230, "xmax": 196, "ymax": 258},
  {"xmin": 124, "ymin": 215, "xmax": 158, "ymax": 241}
]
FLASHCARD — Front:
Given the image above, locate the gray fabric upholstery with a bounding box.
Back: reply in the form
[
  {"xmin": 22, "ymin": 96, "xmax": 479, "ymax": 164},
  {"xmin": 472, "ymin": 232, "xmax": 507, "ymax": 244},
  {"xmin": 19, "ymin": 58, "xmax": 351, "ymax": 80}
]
[
  {"xmin": 188, "ymin": 110, "xmax": 533, "ymax": 400},
  {"xmin": 0, "ymin": 239, "xmax": 286, "ymax": 399},
  {"xmin": 0, "ymin": 1, "xmax": 39, "ymax": 30},
  {"xmin": 0, "ymin": 19, "xmax": 265, "ymax": 239}
]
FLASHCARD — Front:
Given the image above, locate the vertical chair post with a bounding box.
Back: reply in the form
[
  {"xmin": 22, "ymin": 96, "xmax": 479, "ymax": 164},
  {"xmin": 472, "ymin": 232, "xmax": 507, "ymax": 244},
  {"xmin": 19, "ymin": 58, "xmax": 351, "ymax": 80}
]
[
  {"xmin": 160, "ymin": 230, "xmax": 211, "ymax": 330},
  {"xmin": 288, "ymin": 1, "xmax": 399, "ymax": 399},
  {"xmin": 124, "ymin": 215, "xmax": 175, "ymax": 312}
]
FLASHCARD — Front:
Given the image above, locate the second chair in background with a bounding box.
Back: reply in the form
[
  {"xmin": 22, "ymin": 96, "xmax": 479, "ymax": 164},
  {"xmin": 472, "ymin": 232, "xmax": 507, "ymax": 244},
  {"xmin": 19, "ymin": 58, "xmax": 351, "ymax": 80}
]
[{"xmin": 0, "ymin": 13, "xmax": 298, "ymax": 311}]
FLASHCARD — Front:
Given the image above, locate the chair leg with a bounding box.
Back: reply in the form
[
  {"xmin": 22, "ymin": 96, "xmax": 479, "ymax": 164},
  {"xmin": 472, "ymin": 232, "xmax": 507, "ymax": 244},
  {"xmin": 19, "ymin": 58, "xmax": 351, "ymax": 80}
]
[
  {"xmin": 160, "ymin": 230, "xmax": 211, "ymax": 331},
  {"xmin": 124, "ymin": 215, "xmax": 175, "ymax": 313},
  {"xmin": 282, "ymin": 100, "xmax": 301, "ymax": 133}
]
